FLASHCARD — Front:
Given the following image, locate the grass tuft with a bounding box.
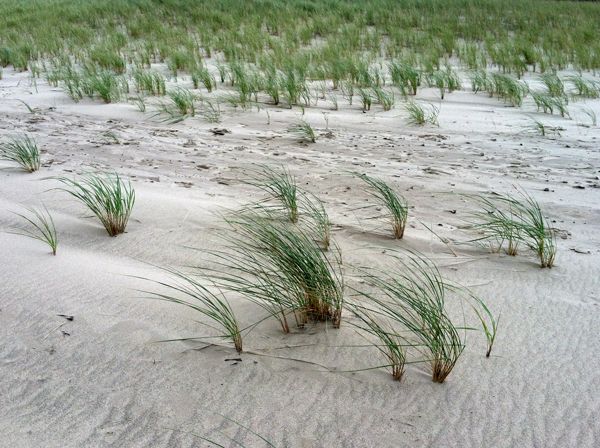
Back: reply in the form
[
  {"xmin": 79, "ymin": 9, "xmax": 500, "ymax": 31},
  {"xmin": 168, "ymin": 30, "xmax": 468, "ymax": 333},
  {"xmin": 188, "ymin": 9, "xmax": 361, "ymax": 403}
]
[
  {"xmin": 469, "ymin": 191, "xmax": 557, "ymax": 267},
  {"xmin": 246, "ymin": 165, "xmax": 299, "ymax": 223},
  {"xmin": 211, "ymin": 211, "xmax": 344, "ymax": 333},
  {"xmin": 404, "ymin": 101, "xmax": 439, "ymax": 126},
  {"xmin": 288, "ymin": 120, "xmax": 316, "ymax": 143},
  {"xmin": 57, "ymin": 172, "xmax": 135, "ymax": 236},
  {"xmin": 139, "ymin": 269, "xmax": 242, "ymax": 353},
  {"xmin": 1, "ymin": 135, "xmax": 40, "ymax": 172},
  {"xmin": 354, "ymin": 252, "xmax": 466, "ymax": 383},
  {"xmin": 11, "ymin": 205, "xmax": 58, "ymax": 255},
  {"xmin": 355, "ymin": 172, "xmax": 408, "ymax": 239}
]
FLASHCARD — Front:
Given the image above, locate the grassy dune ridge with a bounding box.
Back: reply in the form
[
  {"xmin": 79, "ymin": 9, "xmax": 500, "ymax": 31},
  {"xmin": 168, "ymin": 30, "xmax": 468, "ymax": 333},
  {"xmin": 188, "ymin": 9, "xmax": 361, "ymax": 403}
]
[{"xmin": 1, "ymin": 0, "xmax": 600, "ymax": 74}]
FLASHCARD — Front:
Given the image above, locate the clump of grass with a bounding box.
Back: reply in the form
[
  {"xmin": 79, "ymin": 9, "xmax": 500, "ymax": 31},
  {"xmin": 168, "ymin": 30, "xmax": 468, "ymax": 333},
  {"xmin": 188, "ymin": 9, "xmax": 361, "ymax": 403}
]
[
  {"xmin": 350, "ymin": 305, "xmax": 407, "ymax": 381},
  {"xmin": 168, "ymin": 87, "xmax": 196, "ymax": 116},
  {"xmin": 540, "ymin": 73, "xmax": 565, "ymax": 97},
  {"xmin": 57, "ymin": 172, "xmax": 135, "ymax": 236},
  {"xmin": 469, "ymin": 192, "xmax": 557, "ymax": 268},
  {"xmin": 468, "ymin": 194, "xmax": 523, "ymax": 255},
  {"xmin": 83, "ymin": 71, "xmax": 128, "ymax": 103},
  {"xmin": 288, "ymin": 120, "xmax": 316, "ymax": 143},
  {"xmin": 139, "ymin": 269, "xmax": 242, "ymax": 353},
  {"xmin": 470, "ymin": 70, "xmax": 493, "ymax": 93},
  {"xmin": 200, "ymin": 98, "xmax": 221, "ymax": 123},
  {"xmin": 581, "ymin": 107, "xmax": 597, "ymax": 127},
  {"xmin": 212, "ymin": 211, "xmax": 344, "ymax": 332},
  {"xmin": 355, "ymin": 172, "xmax": 408, "ymax": 239},
  {"xmin": 133, "ymin": 69, "xmax": 166, "ymax": 96},
  {"xmin": 372, "ymin": 86, "xmax": 394, "ymax": 111},
  {"xmin": 357, "ymin": 88, "xmax": 372, "ymax": 111},
  {"xmin": 11, "ymin": 205, "xmax": 58, "ymax": 255},
  {"xmin": 354, "ymin": 252, "xmax": 466, "ymax": 383},
  {"xmin": 303, "ymin": 192, "xmax": 332, "ymax": 250},
  {"xmin": 491, "ymin": 73, "xmax": 528, "ymax": 107},
  {"xmin": 389, "ymin": 61, "xmax": 420, "ymax": 95},
  {"xmin": 426, "ymin": 68, "xmax": 461, "ymax": 99},
  {"xmin": 531, "ymin": 92, "xmax": 570, "ymax": 117},
  {"xmin": 468, "ymin": 295, "xmax": 499, "ymax": 358},
  {"xmin": 246, "ymin": 165, "xmax": 299, "ymax": 223},
  {"xmin": 192, "ymin": 67, "xmax": 216, "ymax": 92},
  {"xmin": 404, "ymin": 101, "xmax": 439, "ymax": 126},
  {"xmin": 567, "ymin": 75, "xmax": 599, "ymax": 99},
  {"xmin": 0, "ymin": 135, "xmax": 40, "ymax": 172},
  {"xmin": 528, "ymin": 117, "xmax": 562, "ymax": 138}
]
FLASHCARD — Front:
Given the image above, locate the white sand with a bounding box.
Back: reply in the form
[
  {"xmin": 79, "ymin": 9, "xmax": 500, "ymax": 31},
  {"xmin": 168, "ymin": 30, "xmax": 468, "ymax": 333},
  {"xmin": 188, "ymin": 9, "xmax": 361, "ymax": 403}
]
[{"xmin": 1, "ymin": 67, "xmax": 600, "ymax": 447}]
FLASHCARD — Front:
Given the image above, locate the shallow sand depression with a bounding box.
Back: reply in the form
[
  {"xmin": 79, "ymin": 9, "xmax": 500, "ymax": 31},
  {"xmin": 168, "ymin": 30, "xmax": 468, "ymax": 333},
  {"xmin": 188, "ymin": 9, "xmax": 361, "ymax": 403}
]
[{"xmin": 1, "ymin": 66, "xmax": 600, "ymax": 447}]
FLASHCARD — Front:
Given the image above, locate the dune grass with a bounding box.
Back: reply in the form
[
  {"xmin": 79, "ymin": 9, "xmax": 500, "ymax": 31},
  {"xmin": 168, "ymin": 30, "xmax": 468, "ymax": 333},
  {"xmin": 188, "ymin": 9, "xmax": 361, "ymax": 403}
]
[
  {"xmin": 0, "ymin": 135, "xmax": 40, "ymax": 172},
  {"xmin": 303, "ymin": 193, "xmax": 332, "ymax": 251},
  {"xmin": 139, "ymin": 269, "xmax": 242, "ymax": 353},
  {"xmin": 11, "ymin": 205, "xmax": 58, "ymax": 255},
  {"xmin": 404, "ymin": 101, "xmax": 439, "ymax": 126},
  {"xmin": 288, "ymin": 120, "xmax": 316, "ymax": 143},
  {"xmin": 355, "ymin": 172, "xmax": 408, "ymax": 239},
  {"xmin": 57, "ymin": 172, "xmax": 135, "ymax": 236},
  {"xmin": 469, "ymin": 192, "xmax": 556, "ymax": 268},
  {"xmin": 210, "ymin": 211, "xmax": 344, "ymax": 333},
  {"xmin": 246, "ymin": 165, "xmax": 299, "ymax": 223},
  {"xmin": 350, "ymin": 305, "xmax": 408, "ymax": 381},
  {"xmin": 354, "ymin": 252, "xmax": 466, "ymax": 383}
]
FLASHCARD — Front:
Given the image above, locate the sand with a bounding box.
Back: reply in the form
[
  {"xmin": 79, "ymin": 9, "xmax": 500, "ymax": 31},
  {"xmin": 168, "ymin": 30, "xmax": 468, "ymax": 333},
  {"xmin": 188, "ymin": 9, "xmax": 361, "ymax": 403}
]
[{"xmin": 1, "ymin": 66, "xmax": 600, "ymax": 447}]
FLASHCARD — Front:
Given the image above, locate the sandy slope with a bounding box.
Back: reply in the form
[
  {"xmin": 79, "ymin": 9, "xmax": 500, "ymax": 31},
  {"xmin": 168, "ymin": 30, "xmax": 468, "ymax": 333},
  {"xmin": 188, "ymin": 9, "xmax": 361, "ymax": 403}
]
[{"xmin": 1, "ymin": 67, "xmax": 600, "ymax": 447}]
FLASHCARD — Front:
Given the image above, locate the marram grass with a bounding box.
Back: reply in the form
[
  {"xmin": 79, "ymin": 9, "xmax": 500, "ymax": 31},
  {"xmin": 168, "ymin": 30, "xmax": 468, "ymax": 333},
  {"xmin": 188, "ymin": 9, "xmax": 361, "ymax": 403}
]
[
  {"xmin": 355, "ymin": 172, "xmax": 408, "ymax": 239},
  {"xmin": 0, "ymin": 135, "xmax": 40, "ymax": 172},
  {"xmin": 209, "ymin": 210, "xmax": 344, "ymax": 333},
  {"xmin": 139, "ymin": 268, "xmax": 243, "ymax": 353},
  {"xmin": 57, "ymin": 172, "xmax": 135, "ymax": 236},
  {"xmin": 353, "ymin": 252, "xmax": 467, "ymax": 383},
  {"xmin": 468, "ymin": 191, "xmax": 557, "ymax": 268},
  {"xmin": 11, "ymin": 205, "xmax": 58, "ymax": 255},
  {"xmin": 246, "ymin": 165, "xmax": 299, "ymax": 223}
]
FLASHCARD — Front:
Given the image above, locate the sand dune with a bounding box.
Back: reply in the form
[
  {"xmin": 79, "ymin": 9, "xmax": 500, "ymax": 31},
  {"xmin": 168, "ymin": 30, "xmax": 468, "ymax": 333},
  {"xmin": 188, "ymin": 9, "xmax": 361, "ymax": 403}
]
[{"xmin": 1, "ymin": 66, "xmax": 600, "ymax": 447}]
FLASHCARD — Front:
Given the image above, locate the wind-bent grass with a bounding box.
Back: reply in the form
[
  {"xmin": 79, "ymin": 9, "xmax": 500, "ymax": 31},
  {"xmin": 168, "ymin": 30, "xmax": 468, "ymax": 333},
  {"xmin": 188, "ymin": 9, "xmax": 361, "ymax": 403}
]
[
  {"xmin": 133, "ymin": 69, "xmax": 166, "ymax": 96},
  {"xmin": 468, "ymin": 194, "xmax": 523, "ymax": 256},
  {"xmin": 508, "ymin": 193, "xmax": 557, "ymax": 268},
  {"xmin": 581, "ymin": 107, "xmax": 597, "ymax": 127},
  {"xmin": 357, "ymin": 88, "xmax": 372, "ymax": 112},
  {"xmin": 469, "ymin": 192, "xmax": 557, "ymax": 267},
  {"xmin": 468, "ymin": 294, "xmax": 499, "ymax": 358},
  {"xmin": 246, "ymin": 165, "xmax": 298, "ymax": 223},
  {"xmin": 389, "ymin": 61, "xmax": 420, "ymax": 95},
  {"xmin": 168, "ymin": 87, "xmax": 196, "ymax": 116},
  {"xmin": 11, "ymin": 205, "xmax": 58, "ymax": 255},
  {"xmin": 83, "ymin": 71, "xmax": 128, "ymax": 103},
  {"xmin": 138, "ymin": 269, "xmax": 242, "ymax": 353},
  {"xmin": 210, "ymin": 211, "xmax": 344, "ymax": 333},
  {"xmin": 540, "ymin": 73, "xmax": 565, "ymax": 97},
  {"xmin": 372, "ymin": 86, "xmax": 394, "ymax": 111},
  {"xmin": 303, "ymin": 192, "xmax": 332, "ymax": 250},
  {"xmin": 354, "ymin": 252, "xmax": 466, "ymax": 383},
  {"xmin": 491, "ymin": 73, "xmax": 528, "ymax": 107},
  {"xmin": 0, "ymin": 135, "xmax": 40, "ymax": 172},
  {"xmin": 57, "ymin": 172, "xmax": 135, "ymax": 236},
  {"xmin": 355, "ymin": 172, "xmax": 408, "ymax": 239},
  {"xmin": 528, "ymin": 117, "xmax": 562, "ymax": 137},
  {"xmin": 567, "ymin": 75, "xmax": 599, "ymax": 99},
  {"xmin": 531, "ymin": 92, "xmax": 570, "ymax": 117},
  {"xmin": 425, "ymin": 68, "xmax": 461, "ymax": 100},
  {"xmin": 288, "ymin": 120, "xmax": 316, "ymax": 143},
  {"xmin": 404, "ymin": 101, "xmax": 439, "ymax": 126},
  {"xmin": 350, "ymin": 305, "xmax": 407, "ymax": 381}
]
